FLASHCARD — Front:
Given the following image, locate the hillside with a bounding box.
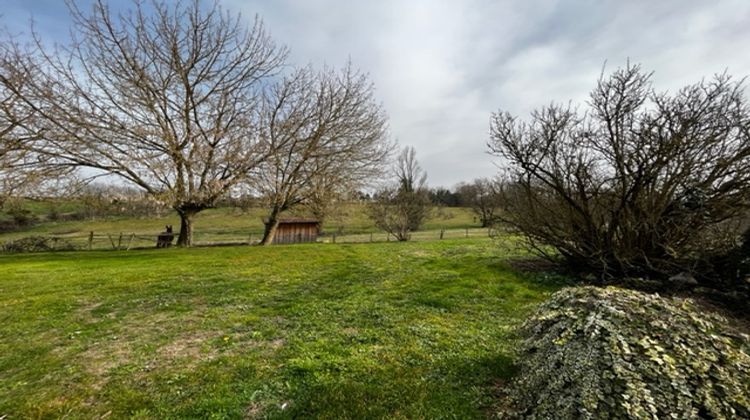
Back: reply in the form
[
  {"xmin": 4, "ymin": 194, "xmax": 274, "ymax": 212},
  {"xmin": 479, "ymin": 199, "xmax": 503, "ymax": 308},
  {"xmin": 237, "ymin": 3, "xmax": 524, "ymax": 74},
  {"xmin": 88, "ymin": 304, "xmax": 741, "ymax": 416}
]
[{"xmin": 0, "ymin": 203, "xmax": 482, "ymax": 249}]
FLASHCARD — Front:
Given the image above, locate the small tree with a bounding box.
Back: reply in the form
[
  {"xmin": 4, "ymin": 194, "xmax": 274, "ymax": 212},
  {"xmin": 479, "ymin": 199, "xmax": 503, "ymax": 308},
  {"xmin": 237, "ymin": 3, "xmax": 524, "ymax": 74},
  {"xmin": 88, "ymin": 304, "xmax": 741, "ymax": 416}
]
[
  {"xmin": 369, "ymin": 146, "xmax": 430, "ymax": 241},
  {"xmin": 255, "ymin": 65, "xmax": 391, "ymax": 245},
  {"xmin": 0, "ymin": 0, "xmax": 287, "ymax": 246},
  {"xmin": 489, "ymin": 64, "xmax": 750, "ymax": 284},
  {"xmin": 456, "ymin": 177, "xmax": 503, "ymax": 227}
]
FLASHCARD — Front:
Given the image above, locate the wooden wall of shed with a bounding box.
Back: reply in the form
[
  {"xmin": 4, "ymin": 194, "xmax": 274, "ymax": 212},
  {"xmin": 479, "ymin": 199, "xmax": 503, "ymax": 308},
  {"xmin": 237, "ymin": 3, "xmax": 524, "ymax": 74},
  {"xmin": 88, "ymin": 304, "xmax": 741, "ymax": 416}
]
[{"xmin": 273, "ymin": 223, "xmax": 319, "ymax": 244}]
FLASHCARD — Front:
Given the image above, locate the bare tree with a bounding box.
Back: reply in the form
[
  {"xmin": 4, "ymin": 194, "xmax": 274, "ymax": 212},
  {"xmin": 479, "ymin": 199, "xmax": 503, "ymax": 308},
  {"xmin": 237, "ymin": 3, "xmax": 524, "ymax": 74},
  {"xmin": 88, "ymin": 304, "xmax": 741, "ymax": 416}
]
[
  {"xmin": 0, "ymin": 65, "xmax": 34, "ymax": 207},
  {"xmin": 0, "ymin": 39, "xmax": 65, "ymax": 207},
  {"xmin": 304, "ymin": 171, "xmax": 345, "ymax": 229},
  {"xmin": 489, "ymin": 63, "xmax": 750, "ymax": 284},
  {"xmin": 394, "ymin": 145, "xmax": 427, "ymax": 194},
  {"xmin": 0, "ymin": 0, "xmax": 287, "ymax": 246},
  {"xmin": 457, "ymin": 177, "xmax": 503, "ymax": 227},
  {"xmin": 255, "ymin": 65, "xmax": 391, "ymax": 245},
  {"xmin": 368, "ymin": 146, "xmax": 430, "ymax": 241}
]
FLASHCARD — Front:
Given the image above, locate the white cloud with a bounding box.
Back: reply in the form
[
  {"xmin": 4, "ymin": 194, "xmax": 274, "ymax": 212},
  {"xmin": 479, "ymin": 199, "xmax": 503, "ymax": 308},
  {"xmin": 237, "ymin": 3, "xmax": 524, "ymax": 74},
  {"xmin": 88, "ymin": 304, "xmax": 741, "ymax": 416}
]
[
  {"xmin": 5, "ymin": 0, "xmax": 750, "ymax": 187},
  {"xmin": 221, "ymin": 0, "xmax": 750, "ymax": 186}
]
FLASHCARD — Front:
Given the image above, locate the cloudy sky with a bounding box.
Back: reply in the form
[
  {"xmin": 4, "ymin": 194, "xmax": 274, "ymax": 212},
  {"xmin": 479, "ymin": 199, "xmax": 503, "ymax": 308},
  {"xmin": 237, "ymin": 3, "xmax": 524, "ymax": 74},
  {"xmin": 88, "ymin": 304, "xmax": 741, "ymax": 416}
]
[{"xmin": 3, "ymin": 0, "xmax": 750, "ymax": 187}]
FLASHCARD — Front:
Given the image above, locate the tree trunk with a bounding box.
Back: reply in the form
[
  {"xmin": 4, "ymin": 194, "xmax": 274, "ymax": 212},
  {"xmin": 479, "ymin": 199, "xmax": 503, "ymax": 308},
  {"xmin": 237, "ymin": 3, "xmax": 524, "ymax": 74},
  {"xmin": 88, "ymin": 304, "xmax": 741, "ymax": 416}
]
[
  {"xmin": 396, "ymin": 226, "xmax": 410, "ymax": 241},
  {"xmin": 260, "ymin": 207, "xmax": 281, "ymax": 245},
  {"xmin": 176, "ymin": 209, "xmax": 197, "ymax": 247}
]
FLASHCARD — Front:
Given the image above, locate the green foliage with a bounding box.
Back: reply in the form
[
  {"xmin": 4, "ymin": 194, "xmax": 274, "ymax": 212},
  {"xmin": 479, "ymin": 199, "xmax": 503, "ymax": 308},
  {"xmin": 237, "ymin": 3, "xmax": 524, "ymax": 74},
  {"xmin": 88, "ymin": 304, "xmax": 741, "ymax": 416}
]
[{"xmin": 506, "ymin": 286, "xmax": 750, "ymax": 419}]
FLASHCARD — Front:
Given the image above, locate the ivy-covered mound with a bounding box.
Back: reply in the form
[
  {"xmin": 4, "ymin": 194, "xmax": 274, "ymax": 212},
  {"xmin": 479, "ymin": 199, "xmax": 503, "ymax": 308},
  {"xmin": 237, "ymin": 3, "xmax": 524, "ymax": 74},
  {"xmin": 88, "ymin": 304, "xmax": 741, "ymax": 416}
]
[{"xmin": 506, "ymin": 286, "xmax": 750, "ymax": 419}]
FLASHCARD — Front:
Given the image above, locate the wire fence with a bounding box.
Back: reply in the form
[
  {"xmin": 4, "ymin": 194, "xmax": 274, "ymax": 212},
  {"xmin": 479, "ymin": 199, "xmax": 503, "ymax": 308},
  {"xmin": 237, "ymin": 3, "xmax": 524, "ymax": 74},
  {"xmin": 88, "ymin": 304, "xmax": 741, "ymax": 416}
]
[
  {"xmin": 1, "ymin": 227, "xmax": 500, "ymax": 252},
  {"xmin": 321, "ymin": 227, "xmax": 497, "ymax": 244}
]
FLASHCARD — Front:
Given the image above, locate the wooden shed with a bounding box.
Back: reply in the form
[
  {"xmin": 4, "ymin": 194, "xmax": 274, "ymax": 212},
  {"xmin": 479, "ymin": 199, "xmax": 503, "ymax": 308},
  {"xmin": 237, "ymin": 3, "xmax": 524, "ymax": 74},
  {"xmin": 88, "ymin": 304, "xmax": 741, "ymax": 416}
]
[{"xmin": 269, "ymin": 218, "xmax": 321, "ymax": 244}]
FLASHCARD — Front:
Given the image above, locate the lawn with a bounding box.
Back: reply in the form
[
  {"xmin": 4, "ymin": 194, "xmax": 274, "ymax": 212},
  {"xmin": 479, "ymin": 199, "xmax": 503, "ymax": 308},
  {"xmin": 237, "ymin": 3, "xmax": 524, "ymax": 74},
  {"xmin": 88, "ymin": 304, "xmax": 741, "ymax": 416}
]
[{"xmin": 0, "ymin": 238, "xmax": 568, "ymax": 418}]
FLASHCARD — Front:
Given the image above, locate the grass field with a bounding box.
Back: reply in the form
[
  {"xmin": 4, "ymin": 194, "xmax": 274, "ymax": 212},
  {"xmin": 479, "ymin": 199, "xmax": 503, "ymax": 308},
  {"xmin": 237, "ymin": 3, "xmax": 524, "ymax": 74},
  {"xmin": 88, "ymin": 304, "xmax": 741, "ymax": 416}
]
[
  {"xmin": 0, "ymin": 203, "xmax": 480, "ymax": 249},
  {"xmin": 0, "ymin": 238, "xmax": 569, "ymax": 418}
]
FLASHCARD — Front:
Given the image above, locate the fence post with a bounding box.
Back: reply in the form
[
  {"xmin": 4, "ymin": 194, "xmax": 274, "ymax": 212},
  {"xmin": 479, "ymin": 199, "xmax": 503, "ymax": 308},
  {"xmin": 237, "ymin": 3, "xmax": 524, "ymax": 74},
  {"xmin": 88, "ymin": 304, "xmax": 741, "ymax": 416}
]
[
  {"xmin": 465, "ymin": 228, "xmax": 469, "ymax": 238},
  {"xmin": 118, "ymin": 233, "xmax": 123, "ymax": 250},
  {"xmin": 332, "ymin": 233, "xmax": 336, "ymax": 244},
  {"xmin": 107, "ymin": 234, "xmax": 116, "ymax": 250},
  {"xmin": 370, "ymin": 233, "xmax": 373, "ymax": 242},
  {"xmin": 440, "ymin": 229, "xmax": 444, "ymax": 240},
  {"xmin": 88, "ymin": 231, "xmax": 94, "ymax": 250},
  {"xmin": 126, "ymin": 233, "xmax": 135, "ymax": 251},
  {"xmin": 248, "ymin": 233, "xmax": 252, "ymax": 245}
]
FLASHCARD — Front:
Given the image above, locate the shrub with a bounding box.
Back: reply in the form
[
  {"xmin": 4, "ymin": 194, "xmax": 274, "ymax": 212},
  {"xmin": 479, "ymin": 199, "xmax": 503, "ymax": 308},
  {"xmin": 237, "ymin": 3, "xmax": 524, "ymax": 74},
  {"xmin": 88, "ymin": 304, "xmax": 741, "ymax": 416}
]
[
  {"xmin": 0, "ymin": 220, "xmax": 19, "ymax": 233},
  {"xmin": 46, "ymin": 206, "xmax": 61, "ymax": 221},
  {"xmin": 368, "ymin": 147, "xmax": 430, "ymax": 241},
  {"xmin": 505, "ymin": 286, "xmax": 750, "ymax": 419},
  {"xmin": 709, "ymin": 225, "xmax": 750, "ymax": 291},
  {"xmin": 0, "ymin": 202, "xmax": 38, "ymax": 232},
  {"xmin": 2, "ymin": 236, "xmax": 76, "ymax": 253},
  {"xmin": 5, "ymin": 202, "xmax": 37, "ymax": 227},
  {"xmin": 489, "ymin": 64, "xmax": 750, "ymax": 285},
  {"xmin": 456, "ymin": 178, "xmax": 503, "ymax": 227}
]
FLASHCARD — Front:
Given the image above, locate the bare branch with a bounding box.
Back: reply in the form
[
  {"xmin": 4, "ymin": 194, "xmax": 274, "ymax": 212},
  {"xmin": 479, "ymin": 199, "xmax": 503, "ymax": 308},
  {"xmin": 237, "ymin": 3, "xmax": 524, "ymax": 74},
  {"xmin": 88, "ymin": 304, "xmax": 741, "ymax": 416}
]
[
  {"xmin": 1, "ymin": 0, "xmax": 288, "ymax": 245},
  {"xmin": 489, "ymin": 64, "xmax": 750, "ymax": 284}
]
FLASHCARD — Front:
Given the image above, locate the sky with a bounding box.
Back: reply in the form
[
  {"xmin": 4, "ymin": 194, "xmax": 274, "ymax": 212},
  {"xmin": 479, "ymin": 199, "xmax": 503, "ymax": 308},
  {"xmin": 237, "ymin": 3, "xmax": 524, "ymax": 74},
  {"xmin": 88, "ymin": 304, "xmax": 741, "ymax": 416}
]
[{"xmin": 3, "ymin": 0, "xmax": 750, "ymax": 187}]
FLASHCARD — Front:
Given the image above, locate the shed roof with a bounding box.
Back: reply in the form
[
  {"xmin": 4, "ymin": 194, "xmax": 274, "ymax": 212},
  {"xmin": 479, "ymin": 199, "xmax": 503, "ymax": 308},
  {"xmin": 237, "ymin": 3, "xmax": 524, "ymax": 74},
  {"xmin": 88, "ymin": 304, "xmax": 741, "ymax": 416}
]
[
  {"xmin": 279, "ymin": 218, "xmax": 320, "ymax": 224},
  {"xmin": 264, "ymin": 218, "xmax": 320, "ymax": 225}
]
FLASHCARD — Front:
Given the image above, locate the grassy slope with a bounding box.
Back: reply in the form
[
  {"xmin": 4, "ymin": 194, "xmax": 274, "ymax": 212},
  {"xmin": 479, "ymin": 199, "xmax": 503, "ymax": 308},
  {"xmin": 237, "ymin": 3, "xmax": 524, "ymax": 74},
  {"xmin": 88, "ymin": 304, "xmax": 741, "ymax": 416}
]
[
  {"xmin": 0, "ymin": 204, "xmax": 480, "ymax": 246},
  {"xmin": 0, "ymin": 238, "xmax": 568, "ymax": 419}
]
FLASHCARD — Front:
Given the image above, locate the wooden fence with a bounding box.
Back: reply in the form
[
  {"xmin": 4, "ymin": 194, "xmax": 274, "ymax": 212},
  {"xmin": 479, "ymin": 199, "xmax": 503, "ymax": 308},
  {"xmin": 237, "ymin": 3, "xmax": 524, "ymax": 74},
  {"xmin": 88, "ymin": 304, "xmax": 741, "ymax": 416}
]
[{"xmin": 0, "ymin": 227, "xmax": 500, "ymax": 252}]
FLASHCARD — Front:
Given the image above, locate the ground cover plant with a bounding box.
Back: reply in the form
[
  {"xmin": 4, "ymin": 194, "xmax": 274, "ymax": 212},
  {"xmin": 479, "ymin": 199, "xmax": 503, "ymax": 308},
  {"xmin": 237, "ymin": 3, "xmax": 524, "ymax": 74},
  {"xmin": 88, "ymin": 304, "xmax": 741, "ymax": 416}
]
[
  {"xmin": 506, "ymin": 287, "xmax": 750, "ymax": 419},
  {"xmin": 0, "ymin": 238, "xmax": 567, "ymax": 418}
]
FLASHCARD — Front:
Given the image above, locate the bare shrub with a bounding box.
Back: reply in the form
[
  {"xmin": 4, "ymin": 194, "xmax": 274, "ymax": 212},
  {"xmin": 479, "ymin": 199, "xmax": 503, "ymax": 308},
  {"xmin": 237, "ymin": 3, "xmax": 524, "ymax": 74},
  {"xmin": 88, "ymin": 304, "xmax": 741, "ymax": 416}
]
[
  {"xmin": 456, "ymin": 178, "xmax": 503, "ymax": 227},
  {"xmin": 368, "ymin": 147, "xmax": 430, "ymax": 241},
  {"xmin": 489, "ymin": 64, "xmax": 750, "ymax": 285},
  {"xmin": 2, "ymin": 236, "xmax": 75, "ymax": 253}
]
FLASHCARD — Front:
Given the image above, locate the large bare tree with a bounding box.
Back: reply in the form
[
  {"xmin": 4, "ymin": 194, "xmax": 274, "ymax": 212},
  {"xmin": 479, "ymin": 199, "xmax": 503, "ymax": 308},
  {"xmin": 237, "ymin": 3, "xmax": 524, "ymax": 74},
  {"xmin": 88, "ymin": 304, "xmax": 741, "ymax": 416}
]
[
  {"xmin": 0, "ymin": 0, "xmax": 287, "ymax": 246},
  {"xmin": 255, "ymin": 65, "xmax": 391, "ymax": 245},
  {"xmin": 489, "ymin": 63, "xmax": 750, "ymax": 284}
]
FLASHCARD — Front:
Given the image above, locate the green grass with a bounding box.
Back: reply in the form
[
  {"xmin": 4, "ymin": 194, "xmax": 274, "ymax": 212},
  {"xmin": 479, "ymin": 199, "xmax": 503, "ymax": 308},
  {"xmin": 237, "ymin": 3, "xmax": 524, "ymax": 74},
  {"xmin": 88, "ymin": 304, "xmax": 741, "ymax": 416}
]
[
  {"xmin": 0, "ymin": 204, "xmax": 480, "ymax": 248},
  {"xmin": 0, "ymin": 238, "xmax": 569, "ymax": 418}
]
